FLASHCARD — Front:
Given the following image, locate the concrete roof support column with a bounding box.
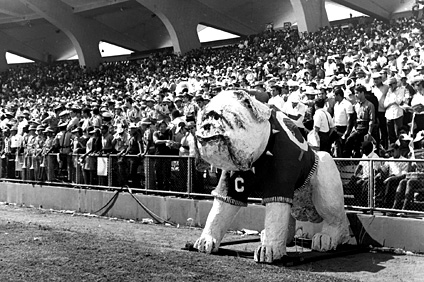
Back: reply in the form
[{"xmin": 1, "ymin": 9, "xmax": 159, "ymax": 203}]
[
  {"xmin": 137, "ymin": 0, "xmax": 256, "ymax": 54},
  {"xmin": 0, "ymin": 53, "xmax": 7, "ymax": 73},
  {"xmin": 19, "ymin": 0, "xmax": 101, "ymax": 69},
  {"xmin": 290, "ymin": 0, "xmax": 329, "ymax": 33}
]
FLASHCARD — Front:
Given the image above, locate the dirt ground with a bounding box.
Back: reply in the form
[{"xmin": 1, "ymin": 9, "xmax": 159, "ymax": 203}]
[{"xmin": 0, "ymin": 203, "xmax": 423, "ymax": 282}]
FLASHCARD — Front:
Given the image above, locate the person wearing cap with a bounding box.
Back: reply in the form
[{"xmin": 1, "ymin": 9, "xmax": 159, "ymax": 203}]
[
  {"xmin": 153, "ymin": 120, "xmax": 173, "ymax": 190},
  {"xmin": 80, "ymin": 127, "xmax": 102, "ymax": 185},
  {"xmin": 66, "ymin": 107, "xmax": 81, "ymax": 132},
  {"xmin": 95, "ymin": 124, "xmax": 114, "ymax": 186},
  {"xmin": 16, "ymin": 112, "xmax": 28, "ymax": 137},
  {"xmin": 384, "ymin": 77, "xmax": 405, "ymax": 145},
  {"xmin": 344, "ymin": 85, "xmax": 375, "ymax": 157},
  {"xmin": 139, "ymin": 118, "xmax": 156, "ymax": 189},
  {"xmin": 53, "ymin": 121, "xmax": 73, "ymax": 181},
  {"xmin": 122, "ymin": 123, "xmax": 143, "ymax": 188},
  {"xmin": 101, "ymin": 111, "xmax": 115, "ymax": 133},
  {"xmin": 22, "ymin": 124, "xmax": 38, "ymax": 179},
  {"xmin": 324, "ymin": 56, "xmax": 337, "ymax": 77},
  {"xmin": 10, "ymin": 125, "xmax": 23, "ymax": 158},
  {"xmin": 33, "ymin": 125, "xmax": 46, "ymax": 179},
  {"xmin": 112, "ymin": 126, "xmax": 130, "ymax": 187},
  {"xmin": 39, "ymin": 127, "xmax": 56, "ymax": 181},
  {"xmin": 0, "ymin": 127, "xmax": 12, "ymax": 178}
]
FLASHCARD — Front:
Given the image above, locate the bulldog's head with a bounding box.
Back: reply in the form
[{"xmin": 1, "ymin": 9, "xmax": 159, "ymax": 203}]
[{"xmin": 196, "ymin": 90, "xmax": 271, "ymax": 171}]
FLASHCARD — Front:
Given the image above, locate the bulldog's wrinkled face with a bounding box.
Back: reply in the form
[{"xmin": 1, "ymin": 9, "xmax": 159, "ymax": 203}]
[{"xmin": 196, "ymin": 90, "xmax": 271, "ymax": 171}]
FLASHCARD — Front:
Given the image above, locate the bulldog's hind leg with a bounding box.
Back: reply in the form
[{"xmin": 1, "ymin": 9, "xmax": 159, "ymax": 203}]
[
  {"xmin": 310, "ymin": 152, "xmax": 350, "ymax": 252},
  {"xmin": 254, "ymin": 202, "xmax": 291, "ymax": 263},
  {"xmin": 194, "ymin": 198, "xmax": 241, "ymax": 253}
]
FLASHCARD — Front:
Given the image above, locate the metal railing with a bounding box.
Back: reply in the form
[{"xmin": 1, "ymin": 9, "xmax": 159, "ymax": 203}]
[{"xmin": 1, "ymin": 153, "xmax": 424, "ymax": 215}]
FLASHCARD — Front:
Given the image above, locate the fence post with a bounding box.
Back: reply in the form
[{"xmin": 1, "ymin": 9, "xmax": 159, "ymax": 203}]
[
  {"xmin": 0, "ymin": 155, "xmax": 3, "ymax": 178},
  {"xmin": 187, "ymin": 157, "xmax": 192, "ymax": 195},
  {"xmin": 145, "ymin": 156, "xmax": 150, "ymax": 190},
  {"xmin": 369, "ymin": 159, "xmax": 375, "ymax": 215},
  {"xmin": 75, "ymin": 154, "xmax": 79, "ymax": 184},
  {"xmin": 108, "ymin": 155, "xmax": 112, "ymax": 187}
]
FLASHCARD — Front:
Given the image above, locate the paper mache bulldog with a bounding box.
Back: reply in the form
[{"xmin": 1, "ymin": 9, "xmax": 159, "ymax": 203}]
[{"xmin": 193, "ymin": 89, "xmax": 351, "ymax": 263}]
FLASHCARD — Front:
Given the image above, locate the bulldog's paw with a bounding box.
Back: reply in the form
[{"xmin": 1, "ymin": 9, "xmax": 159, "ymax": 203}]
[
  {"xmin": 254, "ymin": 244, "xmax": 285, "ymax": 263},
  {"xmin": 194, "ymin": 235, "xmax": 218, "ymax": 254},
  {"xmin": 311, "ymin": 233, "xmax": 335, "ymax": 252}
]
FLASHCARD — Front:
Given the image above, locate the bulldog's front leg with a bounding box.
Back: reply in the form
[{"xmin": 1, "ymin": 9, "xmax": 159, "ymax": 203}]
[
  {"xmin": 194, "ymin": 198, "xmax": 241, "ymax": 253},
  {"xmin": 254, "ymin": 202, "xmax": 291, "ymax": 263}
]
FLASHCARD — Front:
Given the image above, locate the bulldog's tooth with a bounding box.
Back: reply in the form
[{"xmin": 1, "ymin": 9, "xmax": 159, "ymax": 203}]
[
  {"xmin": 251, "ymin": 167, "xmax": 255, "ymax": 174},
  {"xmin": 266, "ymin": 151, "xmax": 273, "ymax": 156},
  {"xmin": 272, "ymin": 129, "xmax": 280, "ymax": 134}
]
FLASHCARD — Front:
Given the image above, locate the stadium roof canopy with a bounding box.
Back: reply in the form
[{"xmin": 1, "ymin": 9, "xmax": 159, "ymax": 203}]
[{"xmin": 0, "ymin": 0, "xmax": 418, "ymax": 70}]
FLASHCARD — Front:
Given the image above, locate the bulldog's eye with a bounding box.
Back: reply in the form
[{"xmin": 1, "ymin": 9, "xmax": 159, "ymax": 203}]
[{"xmin": 214, "ymin": 113, "xmax": 220, "ymax": 120}]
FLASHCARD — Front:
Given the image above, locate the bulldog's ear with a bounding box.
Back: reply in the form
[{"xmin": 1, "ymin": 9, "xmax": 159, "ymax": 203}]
[{"xmin": 233, "ymin": 90, "xmax": 271, "ymax": 122}]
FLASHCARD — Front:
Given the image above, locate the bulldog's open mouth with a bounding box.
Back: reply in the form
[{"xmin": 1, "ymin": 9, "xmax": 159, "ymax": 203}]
[{"xmin": 196, "ymin": 134, "xmax": 229, "ymax": 145}]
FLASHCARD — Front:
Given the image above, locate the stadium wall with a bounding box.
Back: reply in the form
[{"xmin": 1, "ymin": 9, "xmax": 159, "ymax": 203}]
[{"xmin": 0, "ymin": 182, "xmax": 423, "ymax": 253}]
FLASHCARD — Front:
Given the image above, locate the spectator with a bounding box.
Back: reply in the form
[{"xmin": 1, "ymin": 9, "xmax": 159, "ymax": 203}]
[
  {"xmin": 313, "ymin": 97, "xmax": 335, "ymax": 154},
  {"xmin": 123, "ymin": 123, "xmax": 143, "ymax": 188},
  {"xmin": 80, "ymin": 127, "xmax": 102, "ymax": 185},
  {"xmin": 344, "ymin": 85, "xmax": 375, "ymax": 157},
  {"xmin": 384, "ymin": 77, "xmax": 404, "ymax": 145},
  {"xmin": 153, "ymin": 120, "xmax": 173, "ymax": 190},
  {"xmin": 411, "ymin": 76, "xmax": 424, "ymax": 133},
  {"xmin": 371, "ymin": 72, "xmax": 389, "ymax": 148},
  {"xmin": 333, "ymin": 88, "xmax": 354, "ymax": 156}
]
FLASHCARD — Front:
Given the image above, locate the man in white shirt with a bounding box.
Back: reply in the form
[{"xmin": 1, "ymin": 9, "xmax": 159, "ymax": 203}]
[
  {"xmin": 371, "ymin": 72, "xmax": 389, "ymax": 148},
  {"xmin": 268, "ymin": 85, "xmax": 285, "ymax": 111},
  {"xmin": 384, "ymin": 77, "xmax": 404, "ymax": 145},
  {"xmin": 10, "ymin": 126, "xmax": 24, "ymax": 155},
  {"xmin": 16, "ymin": 113, "xmax": 28, "ymax": 136},
  {"xmin": 353, "ymin": 141, "xmax": 382, "ymax": 205},
  {"xmin": 313, "ymin": 98, "xmax": 334, "ymax": 154},
  {"xmin": 282, "ymin": 93, "xmax": 307, "ymax": 138},
  {"xmin": 333, "ymin": 88, "xmax": 354, "ymax": 156},
  {"xmin": 324, "ymin": 56, "xmax": 337, "ymax": 77},
  {"xmin": 411, "ymin": 76, "xmax": 424, "ymax": 133}
]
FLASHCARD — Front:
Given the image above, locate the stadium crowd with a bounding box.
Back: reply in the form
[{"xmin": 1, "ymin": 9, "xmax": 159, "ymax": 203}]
[{"xmin": 0, "ymin": 16, "xmax": 424, "ymax": 211}]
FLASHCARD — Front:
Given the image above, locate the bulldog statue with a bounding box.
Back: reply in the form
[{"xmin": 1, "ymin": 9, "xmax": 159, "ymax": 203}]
[{"xmin": 193, "ymin": 89, "xmax": 351, "ymax": 263}]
